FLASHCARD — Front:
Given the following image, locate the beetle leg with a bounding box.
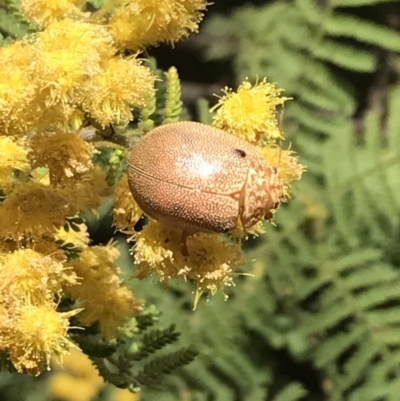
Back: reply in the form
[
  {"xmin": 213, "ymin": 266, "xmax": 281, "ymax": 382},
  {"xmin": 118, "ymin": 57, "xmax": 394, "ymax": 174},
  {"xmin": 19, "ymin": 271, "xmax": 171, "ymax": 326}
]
[
  {"xmin": 265, "ymin": 202, "xmax": 280, "ymax": 220},
  {"xmin": 181, "ymin": 230, "xmax": 190, "ymax": 257}
]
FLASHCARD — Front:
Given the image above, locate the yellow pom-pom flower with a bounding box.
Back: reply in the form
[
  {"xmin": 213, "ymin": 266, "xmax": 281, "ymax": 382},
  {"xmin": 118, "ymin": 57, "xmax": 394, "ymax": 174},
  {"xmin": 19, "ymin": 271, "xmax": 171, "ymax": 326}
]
[
  {"xmin": 0, "ymin": 181, "xmax": 80, "ymax": 241},
  {"xmin": 133, "ymin": 220, "xmax": 244, "ymax": 307},
  {"xmin": 0, "ymin": 301, "xmax": 80, "ymax": 375},
  {"xmin": 48, "ymin": 349, "xmax": 104, "ymax": 401},
  {"xmin": 33, "ymin": 19, "xmax": 116, "ymax": 126},
  {"xmin": 21, "ymin": 0, "xmax": 88, "ymax": 28},
  {"xmin": 73, "ymin": 165, "xmax": 112, "ymax": 212},
  {"xmin": 48, "ymin": 373, "xmax": 102, "ymax": 401},
  {"xmin": 108, "ymin": 0, "xmax": 208, "ymax": 50},
  {"xmin": 212, "ymin": 78, "xmax": 290, "ymax": 144},
  {"xmin": 0, "ymin": 248, "xmax": 77, "ymax": 304},
  {"xmin": 48, "ymin": 349, "xmax": 138, "ymax": 401},
  {"xmin": 68, "ymin": 245, "xmax": 143, "ymax": 339},
  {"xmin": 0, "ymin": 42, "xmax": 39, "ymax": 135},
  {"xmin": 29, "ymin": 131, "xmax": 96, "ymax": 186},
  {"xmin": 81, "ymin": 56, "xmax": 155, "ymax": 127}
]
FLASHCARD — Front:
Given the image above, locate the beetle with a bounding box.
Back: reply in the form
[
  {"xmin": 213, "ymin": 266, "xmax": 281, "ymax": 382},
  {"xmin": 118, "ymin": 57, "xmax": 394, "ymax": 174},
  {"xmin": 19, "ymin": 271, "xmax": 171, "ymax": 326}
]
[{"xmin": 128, "ymin": 121, "xmax": 281, "ymax": 249}]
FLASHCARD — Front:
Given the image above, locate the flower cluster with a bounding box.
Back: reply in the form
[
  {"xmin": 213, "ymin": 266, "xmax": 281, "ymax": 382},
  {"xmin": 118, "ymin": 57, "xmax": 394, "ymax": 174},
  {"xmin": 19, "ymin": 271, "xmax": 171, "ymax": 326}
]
[
  {"xmin": 114, "ymin": 79, "xmax": 305, "ymax": 308},
  {"xmin": 48, "ymin": 348, "xmax": 139, "ymax": 401},
  {"xmin": 68, "ymin": 244, "xmax": 143, "ymax": 340},
  {"xmin": 0, "ymin": 0, "xmax": 208, "ymax": 375},
  {"xmin": 0, "ymin": 247, "xmax": 79, "ymax": 375},
  {"xmin": 0, "ymin": 18, "xmax": 153, "ymax": 133}
]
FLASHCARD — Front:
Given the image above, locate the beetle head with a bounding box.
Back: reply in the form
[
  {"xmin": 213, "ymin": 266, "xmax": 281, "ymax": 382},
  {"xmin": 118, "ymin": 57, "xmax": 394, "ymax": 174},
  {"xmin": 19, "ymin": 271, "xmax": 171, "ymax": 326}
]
[{"xmin": 239, "ymin": 159, "xmax": 283, "ymax": 230}]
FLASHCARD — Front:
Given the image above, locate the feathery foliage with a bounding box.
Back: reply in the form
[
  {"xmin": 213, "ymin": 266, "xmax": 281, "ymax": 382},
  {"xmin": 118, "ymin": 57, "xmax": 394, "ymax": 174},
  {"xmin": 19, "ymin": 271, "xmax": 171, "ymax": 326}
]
[
  {"xmin": 199, "ymin": 0, "xmax": 400, "ymax": 400},
  {"xmin": 1, "ymin": 0, "xmax": 400, "ymax": 400},
  {"xmin": 70, "ymin": 308, "xmax": 198, "ymax": 393}
]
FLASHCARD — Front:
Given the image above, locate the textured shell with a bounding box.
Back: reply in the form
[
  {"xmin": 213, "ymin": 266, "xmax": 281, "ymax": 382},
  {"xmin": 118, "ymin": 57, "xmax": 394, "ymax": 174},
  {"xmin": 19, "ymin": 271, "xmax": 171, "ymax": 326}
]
[{"xmin": 128, "ymin": 121, "xmax": 278, "ymax": 233}]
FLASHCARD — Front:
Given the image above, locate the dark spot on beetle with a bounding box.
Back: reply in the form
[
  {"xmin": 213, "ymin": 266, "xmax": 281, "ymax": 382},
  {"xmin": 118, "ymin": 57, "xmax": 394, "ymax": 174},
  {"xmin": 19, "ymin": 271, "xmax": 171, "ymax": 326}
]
[
  {"xmin": 234, "ymin": 149, "xmax": 246, "ymax": 158},
  {"xmin": 164, "ymin": 238, "xmax": 170, "ymax": 243}
]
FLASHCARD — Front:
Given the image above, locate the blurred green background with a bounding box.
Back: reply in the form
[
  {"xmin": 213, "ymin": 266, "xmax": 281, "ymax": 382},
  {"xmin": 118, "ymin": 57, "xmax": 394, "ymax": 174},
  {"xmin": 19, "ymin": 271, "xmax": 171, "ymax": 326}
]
[{"xmin": 2, "ymin": 0, "xmax": 400, "ymax": 400}]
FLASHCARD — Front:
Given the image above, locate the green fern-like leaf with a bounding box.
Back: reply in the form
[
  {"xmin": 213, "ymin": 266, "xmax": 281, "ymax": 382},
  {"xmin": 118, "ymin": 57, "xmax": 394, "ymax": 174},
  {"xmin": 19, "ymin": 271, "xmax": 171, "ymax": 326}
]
[
  {"xmin": 131, "ymin": 59, "xmax": 186, "ymax": 135},
  {"xmin": 163, "ymin": 66, "xmax": 183, "ymax": 123},
  {"xmin": 138, "ymin": 92, "xmax": 157, "ymax": 132},
  {"xmin": 135, "ymin": 346, "xmax": 199, "ymax": 386},
  {"xmin": 72, "ymin": 312, "xmax": 197, "ymax": 393},
  {"xmin": 259, "ymin": 81, "xmax": 400, "ymax": 400},
  {"xmin": 2, "ymin": 0, "xmax": 34, "ymax": 37},
  {"xmin": 130, "ymin": 324, "xmax": 181, "ymax": 361},
  {"xmin": 324, "ymin": 14, "xmax": 400, "ymax": 51},
  {"xmin": 272, "ymin": 383, "xmax": 307, "ymax": 401},
  {"xmin": 203, "ymin": 3, "xmax": 400, "ymax": 400}
]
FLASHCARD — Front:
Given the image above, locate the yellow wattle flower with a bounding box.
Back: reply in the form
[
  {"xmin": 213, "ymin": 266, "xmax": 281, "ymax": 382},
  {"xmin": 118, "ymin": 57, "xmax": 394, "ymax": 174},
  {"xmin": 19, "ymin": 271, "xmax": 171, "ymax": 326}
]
[
  {"xmin": 211, "ymin": 78, "xmax": 289, "ymax": 144},
  {"xmin": 68, "ymin": 245, "xmax": 143, "ymax": 340},
  {"xmin": 0, "ymin": 42, "xmax": 39, "ymax": 136},
  {"xmin": 108, "ymin": 0, "xmax": 208, "ymax": 50},
  {"xmin": 48, "ymin": 349, "xmax": 138, "ymax": 401},
  {"xmin": 0, "ymin": 181, "xmax": 81, "ymax": 241},
  {"xmin": 132, "ymin": 219, "xmax": 244, "ymax": 307},
  {"xmin": 0, "ymin": 301, "xmax": 80, "ymax": 375},
  {"xmin": 29, "ymin": 131, "xmax": 96, "ymax": 186},
  {"xmin": 33, "ymin": 19, "xmax": 116, "ymax": 128},
  {"xmin": 81, "ymin": 56, "xmax": 155, "ymax": 127},
  {"xmin": 0, "ymin": 248, "xmax": 77, "ymax": 304},
  {"xmin": 21, "ymin": 0, "xmax": 88, "ymax": 28}
]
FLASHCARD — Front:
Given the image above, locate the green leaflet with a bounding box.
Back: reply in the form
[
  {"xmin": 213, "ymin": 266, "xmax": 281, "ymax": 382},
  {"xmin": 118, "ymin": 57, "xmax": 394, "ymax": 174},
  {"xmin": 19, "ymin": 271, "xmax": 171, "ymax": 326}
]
[
  {"xmin": 163, "ymin": 66, "xmax": 183, "ymax": 124},
  {"xmin": 272, "ymin": 383, "xmax": 308, "ymax": 401},
  {"xmin": 0, "ymin": 8, "xmax": 30, "ymax": 38},
  {"xmin": 72, "ymin": 308, "xmax": 198, "ymax": 393},
  {"xmin": 311, "ymin": 39, "xmax": 376, "ymax": 72},
  {"xmin": 324, "ymin": 15, "xmax": 400, "ymax": 51}
]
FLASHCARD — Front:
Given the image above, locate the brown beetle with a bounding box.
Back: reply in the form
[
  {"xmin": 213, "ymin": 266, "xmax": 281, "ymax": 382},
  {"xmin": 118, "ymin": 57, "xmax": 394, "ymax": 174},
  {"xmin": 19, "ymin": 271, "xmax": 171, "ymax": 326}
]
[{"xmin": 128, "ymin": 121, "xmax": 281, "ymax": 239}]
